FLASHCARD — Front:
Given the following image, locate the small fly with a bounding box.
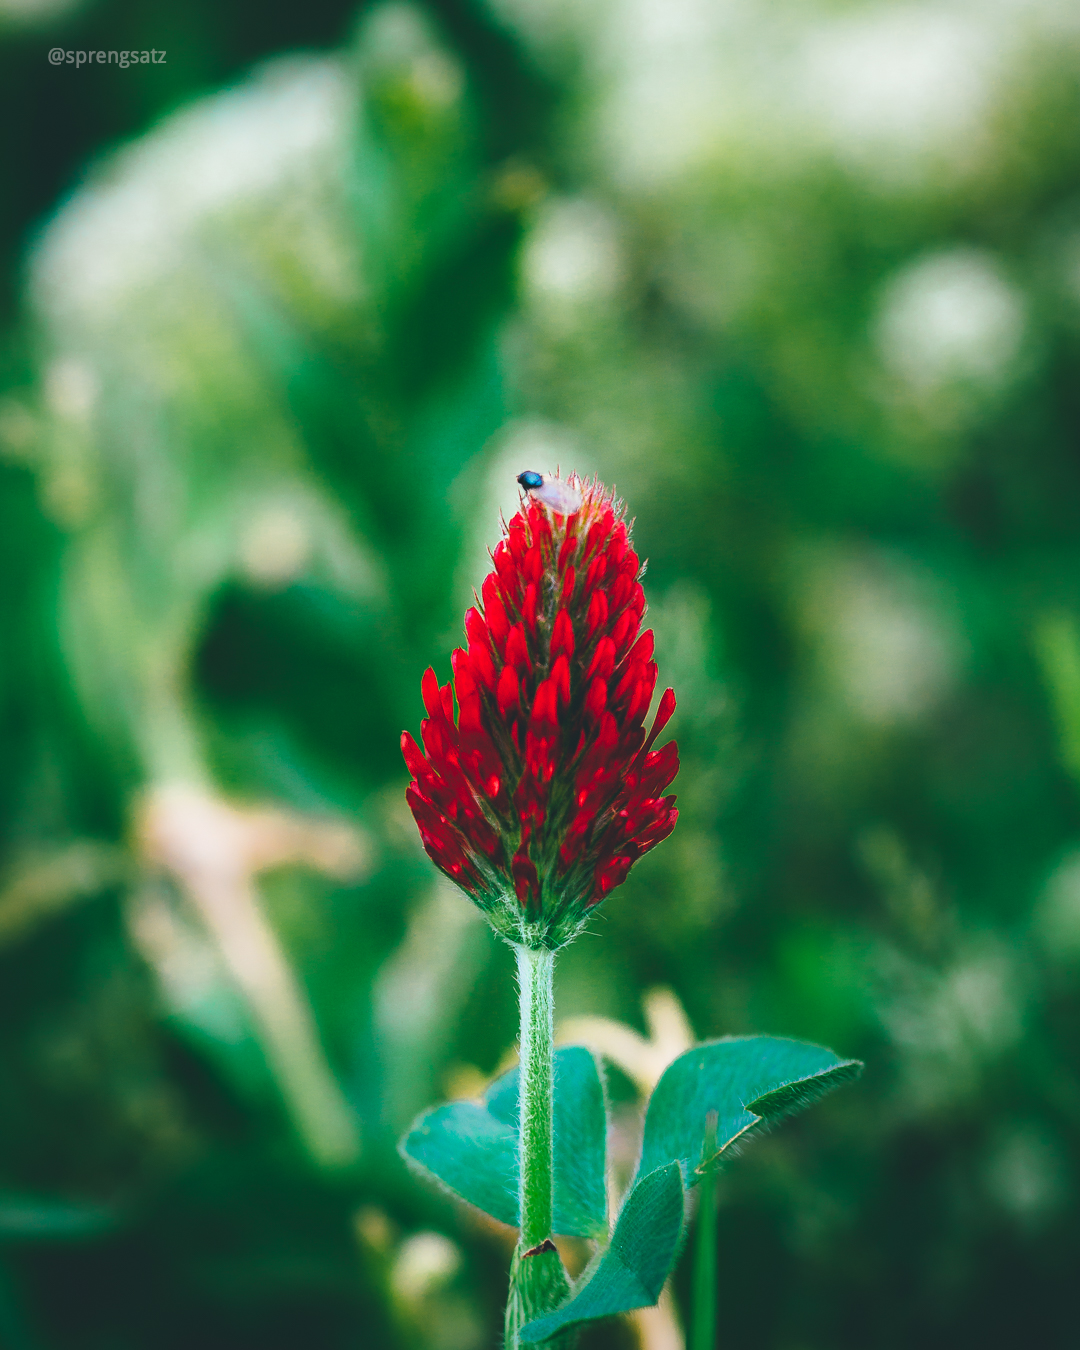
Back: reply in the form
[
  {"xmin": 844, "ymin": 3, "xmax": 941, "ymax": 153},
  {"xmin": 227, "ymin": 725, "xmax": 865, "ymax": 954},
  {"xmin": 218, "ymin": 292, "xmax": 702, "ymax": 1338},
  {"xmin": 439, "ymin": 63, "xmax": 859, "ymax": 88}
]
[{"xmin": 517, "ymin": 470, "xmax": 583, "ymax": 516}]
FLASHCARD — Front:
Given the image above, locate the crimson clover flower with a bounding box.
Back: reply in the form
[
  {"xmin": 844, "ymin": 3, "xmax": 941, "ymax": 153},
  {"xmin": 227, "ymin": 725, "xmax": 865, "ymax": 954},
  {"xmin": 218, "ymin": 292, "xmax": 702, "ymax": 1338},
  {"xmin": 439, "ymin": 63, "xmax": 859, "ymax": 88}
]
[{"xmin": 401, "ymin": 472, "xmax": 678, "ymax": 948}]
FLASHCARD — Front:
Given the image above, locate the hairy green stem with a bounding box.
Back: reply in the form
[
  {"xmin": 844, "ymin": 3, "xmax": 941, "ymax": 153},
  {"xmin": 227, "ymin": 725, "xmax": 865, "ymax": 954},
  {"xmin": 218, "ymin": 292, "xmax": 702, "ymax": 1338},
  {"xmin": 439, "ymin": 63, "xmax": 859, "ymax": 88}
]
[
  {"xmin": 516, "ymin": 944, "xmax": 555, "ymax": 1246},
  {"xmin": 505, "ymin": 943, "xmax": 570, "ymax": 1348}
]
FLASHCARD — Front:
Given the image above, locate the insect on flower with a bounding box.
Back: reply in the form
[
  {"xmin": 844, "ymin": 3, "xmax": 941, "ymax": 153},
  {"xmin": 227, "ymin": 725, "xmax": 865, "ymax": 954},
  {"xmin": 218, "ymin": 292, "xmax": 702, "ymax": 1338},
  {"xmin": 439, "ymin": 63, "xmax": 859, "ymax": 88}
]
[
  {"xmin": 517, "ymin": 469, "xmax": 583, "ymax": 517},
  {"xmin": 402, "ymin": 471, "xmax": 678, "ymax": 949}
]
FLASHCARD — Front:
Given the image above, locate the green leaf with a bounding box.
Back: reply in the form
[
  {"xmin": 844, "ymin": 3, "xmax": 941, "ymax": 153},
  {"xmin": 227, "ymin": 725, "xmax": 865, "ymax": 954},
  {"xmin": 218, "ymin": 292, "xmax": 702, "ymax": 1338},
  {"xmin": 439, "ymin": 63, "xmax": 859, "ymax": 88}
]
[
  {"xmin": 402, "ymin": 1098, "xmax": 518, "ymax": 1226},
  {"xmin": 518, "ymin": 1163, "xmax": 685, "ymax": 1343},
  {"xmin": 638, "ymin": 1036, "xmax": 862, "ymax": 1184},
  {"xmin": 551, "ymin": 1044, "xmax": 608, "ymax": 1238},
  {"xmin": 399, "ymin": 1045, "xmax": 607, "ymax": 1238}
]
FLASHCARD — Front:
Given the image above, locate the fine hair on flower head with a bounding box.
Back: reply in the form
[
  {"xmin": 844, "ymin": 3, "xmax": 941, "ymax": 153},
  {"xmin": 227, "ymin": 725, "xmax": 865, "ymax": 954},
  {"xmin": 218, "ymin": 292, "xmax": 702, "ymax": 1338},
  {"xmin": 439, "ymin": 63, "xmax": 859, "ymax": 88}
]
[{"xmin": 402, "ymin": 470, "xmax": 678, "ymax": 950}]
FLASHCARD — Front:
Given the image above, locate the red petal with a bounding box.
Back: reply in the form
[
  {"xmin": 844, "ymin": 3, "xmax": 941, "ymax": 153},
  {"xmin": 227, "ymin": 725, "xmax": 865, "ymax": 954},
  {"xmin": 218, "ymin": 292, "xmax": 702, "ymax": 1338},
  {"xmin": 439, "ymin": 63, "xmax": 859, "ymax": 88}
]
[
  {"xmin": 628, "ymin": 630, "xmax": 654, "ymax": 664},
  {"xmin": 421, "ymin": 667, "xmax": 441, "ymax": 718},
  {"xmin": 590, "ymin": 855, "xmax": 633, "ymax": 904},
  {"xmin": 505, "ymin": 623, "xmax": 532, "ymax": 675},
  {"xmin": 494, "ymin": 541, "xmax": 518, "ymax": 596},
  {"xmin": 583, "ymin": 510, "xmax": 614, "ymax": 560},
  {"xmin": 508, "ymin": 518, "xmax": 529, "ymax": 563},
  {"xmin": 587, "ymin": 636, "xmax": 616, "ymax": 682},
  {"xmin": 515, "ymin": 775, "xmax": 547, "ymax": 826},
  {"xmin": 551, "ymin": 609, "xmax": 575, "ymax": 659},
  {"xmin": 640, "ymin": 741, "xmax": 679, "ymax": 794},
  {"xmin": 527, "ymin": 503, "xmax": 553, "ymax": 547},
  {"xmin": 596, "ymin": 711, "xmax": 619, "ymax": 750},
  {"xmin": 644, "ymin": 687, "xmax": 676, "ymax": 751},
  {"xmin": 613, "ymin": 659, "xmax": 642, "ymax": 705},
  {"xmin": 524, "ymin": 543, "xmax": 543, "ymax": 587},
  {"xmin": 552, "ymin": 653, "xmax": 571, "ymax": 706},
  {"xmin": 497, "ymin": 665, "xmax": 520, "ymax": 716},
  {"xmin": 587, "ymin": 590, "xmax": 609, "ymax": 637},
  {"xmin": 584, "ymin": 677, "xmax": 607, "ymax": 721},
  {"xmin": 401, "ymin": 730, "xmax": 428, "ymax": 780},
  {"xmin": 531, "ymin": 676, "xmax": 559, "ymax": 731},
  {"xmin": 481, "ymin": 571, "xmax": 501, "ymax": 610},
  {"xmin": 464, "ymin": 607, "xmax": 490, "ymax": 652},
  {"xmin": 611, "ymin": 610, "xmax": 637, "ymax": 654},
  {"xmin": 470, "ymin": 640, "xmax": 497, "ymax": 690},
  {"xmin": 523, "ymin": 582, "xmax": 538, "ymax": 632},
  {"xmin": 525, "ymin": 732, "xmax": 557, "ymax": 782},
  {"xmin": 608, "ymin": 573, "xmax": 632, "ymax": 613},
  {"xmin": 626, "ymin": 675, "xmax": 654, "ymax": 724},
  {"xmin": 512, "ymin": 849, "xmax": 539, "ymax": 904},
  {"xmin": 485, "ymin": 591, "xmax": 510, "ymax": 654}
]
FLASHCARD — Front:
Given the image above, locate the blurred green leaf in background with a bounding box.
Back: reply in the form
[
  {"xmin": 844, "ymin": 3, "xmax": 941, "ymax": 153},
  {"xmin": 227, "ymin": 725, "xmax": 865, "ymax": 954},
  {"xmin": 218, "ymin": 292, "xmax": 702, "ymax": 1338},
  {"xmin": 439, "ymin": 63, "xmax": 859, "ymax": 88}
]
[{"xmin": 2, "ymin": 0, "xmax": 1080, "ymax": 1346}]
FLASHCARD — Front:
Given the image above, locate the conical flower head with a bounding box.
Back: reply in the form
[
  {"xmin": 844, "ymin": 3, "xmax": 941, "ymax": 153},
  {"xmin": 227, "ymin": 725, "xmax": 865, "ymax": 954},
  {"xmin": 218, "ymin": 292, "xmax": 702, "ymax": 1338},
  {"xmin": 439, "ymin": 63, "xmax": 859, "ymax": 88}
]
[{"xmin": 402, "ymin": 473, "xmax": 678, "ymax": 948}]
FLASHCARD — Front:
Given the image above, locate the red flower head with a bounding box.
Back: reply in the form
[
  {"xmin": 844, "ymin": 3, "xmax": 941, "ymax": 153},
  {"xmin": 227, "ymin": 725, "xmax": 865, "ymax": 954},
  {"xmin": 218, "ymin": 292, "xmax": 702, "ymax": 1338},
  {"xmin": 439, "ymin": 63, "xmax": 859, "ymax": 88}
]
[{"xmin": 402, "ymin": 471, "xmax": 678, "ymax": 948}]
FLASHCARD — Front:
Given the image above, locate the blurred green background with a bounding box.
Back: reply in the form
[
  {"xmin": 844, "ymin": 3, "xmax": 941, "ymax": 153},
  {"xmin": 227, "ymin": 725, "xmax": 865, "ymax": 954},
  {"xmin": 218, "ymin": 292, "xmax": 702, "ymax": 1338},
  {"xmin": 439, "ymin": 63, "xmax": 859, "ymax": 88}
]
[{"xmin": 2, "ymin": 0, "xmax": 1080, "ymax": 1346}]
